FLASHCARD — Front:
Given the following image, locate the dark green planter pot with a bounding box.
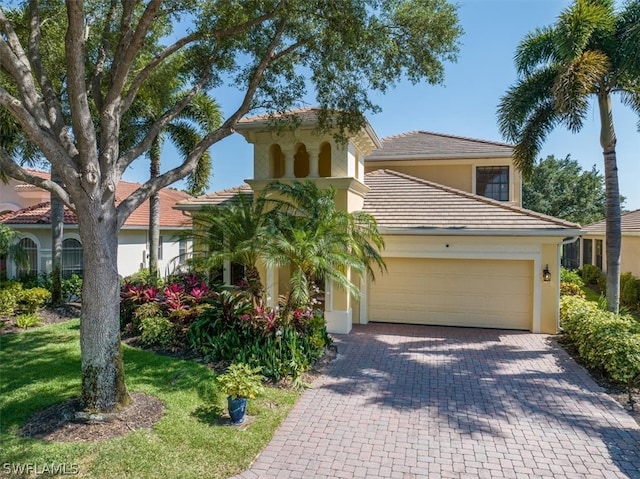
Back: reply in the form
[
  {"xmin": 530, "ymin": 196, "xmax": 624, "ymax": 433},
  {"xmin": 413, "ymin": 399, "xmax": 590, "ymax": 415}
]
[{"xmin": 228, "ymin": 396, "xmax": 247, "ymax": 424}]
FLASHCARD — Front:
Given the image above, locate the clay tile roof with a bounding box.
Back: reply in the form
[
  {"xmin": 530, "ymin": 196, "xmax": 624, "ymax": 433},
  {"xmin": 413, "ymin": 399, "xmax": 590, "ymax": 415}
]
[
  {"xmin": 1, "ymin": 172, "xmax": 192, "ymax": 228},
  {"xmin": 362, "ymin": 169, "xmax": 580, "ymax": 232},
  {"xmin": 174, "ymin": 184, "xmax": 252, "ymax": 210},
  {"xmin": 366, "ymin": 131, "xmax": 514, "ymax": 160},
  {"xmin": 583, "ymin": 209, "xmax": 640, "ymax": 234}
]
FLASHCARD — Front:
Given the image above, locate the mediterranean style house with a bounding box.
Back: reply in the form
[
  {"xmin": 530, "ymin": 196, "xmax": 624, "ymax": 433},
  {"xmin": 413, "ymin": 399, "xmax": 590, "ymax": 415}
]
[
  {"xmin": 175, "ymin": 109, "xmax": 582, "ymax": 335},
  {"xmin": 0, "ymin": 171, "xmax": 192, "ymax": 280},
  {"xmin": 579, "ymin": 209, "xmax": 640, "ymax": 277}
]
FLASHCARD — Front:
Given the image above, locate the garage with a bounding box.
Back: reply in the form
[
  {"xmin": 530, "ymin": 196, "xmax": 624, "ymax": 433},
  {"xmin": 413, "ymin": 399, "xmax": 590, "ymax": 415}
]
[{"xmin": 368, "ymin": 257, "xmax": 533, "ymax": 330}]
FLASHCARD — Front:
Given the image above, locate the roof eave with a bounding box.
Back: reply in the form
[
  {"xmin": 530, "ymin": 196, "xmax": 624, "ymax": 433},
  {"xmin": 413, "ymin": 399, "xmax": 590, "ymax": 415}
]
[
  {"xmin": 366, "ymin": 151, "xmax": 514, "ymax": 161},
  {"xmin": 379, "ymin": 227, "xmax": 585, "ymax": 237}
]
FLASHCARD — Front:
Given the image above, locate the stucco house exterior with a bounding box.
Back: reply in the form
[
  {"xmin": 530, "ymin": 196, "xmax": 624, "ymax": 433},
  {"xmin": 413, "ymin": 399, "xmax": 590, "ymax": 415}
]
[
  {"xmin": 175, "ymin": 109, "xmax": 582, "ymax": 335},
  {"xmin": 579, "ymin": 209, "xmax": 640, "ymax": 277},
  {"xmin": 0, "ymin": 171, "xmax": 192, "ymax": 279}
]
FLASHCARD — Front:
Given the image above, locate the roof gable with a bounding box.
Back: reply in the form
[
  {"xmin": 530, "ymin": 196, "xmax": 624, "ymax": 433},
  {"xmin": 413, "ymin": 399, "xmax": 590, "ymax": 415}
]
[
  {"xmin": 363, "ymin": 169, "xmax": 580, "ymax": 232},
  {"xmin": 366, "ymin": 131, "xmax": 514, "ymax": 161},
  {"xmin": 1, "ymin": 172, "xmax": 192, "ymax": 228}
]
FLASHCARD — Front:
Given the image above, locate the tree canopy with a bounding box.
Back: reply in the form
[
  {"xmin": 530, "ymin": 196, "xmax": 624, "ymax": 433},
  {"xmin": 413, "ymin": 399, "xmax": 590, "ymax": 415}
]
[
  {"xmin": 0, "ymin": 0, "xmax": 462, "ymax": 412},
  {"xmin": 522, "ymin": 154, "xmax": 620, "ymax": 225}
]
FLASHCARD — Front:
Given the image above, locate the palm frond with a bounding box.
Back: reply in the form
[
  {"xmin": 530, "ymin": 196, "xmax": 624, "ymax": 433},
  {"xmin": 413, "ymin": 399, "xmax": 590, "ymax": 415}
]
[
  {"xmin": 556, "ymin": 0, "xmax": 616, "ymax": 59},
  {"xmin": 511, "ymin": 101, "xmax": 559, "ymax": 178},
  {"xmin": 515, "ymin": 26, "xmax": 560, "ymax": 76}
]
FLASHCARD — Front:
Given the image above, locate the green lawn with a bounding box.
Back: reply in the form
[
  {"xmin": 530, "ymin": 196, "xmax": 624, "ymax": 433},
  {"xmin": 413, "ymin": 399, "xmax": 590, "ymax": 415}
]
[{"xmin": 0, "ymin": 320, "xmax": 299, "ymax": 478}]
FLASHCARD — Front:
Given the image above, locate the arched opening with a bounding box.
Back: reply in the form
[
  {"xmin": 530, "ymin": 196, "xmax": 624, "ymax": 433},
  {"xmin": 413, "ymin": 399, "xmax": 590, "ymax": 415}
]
[
  {"xmin": 62, "ymin": 238, "xmax": 83, "ymax": 279},
  {"xmin": 269, "ymin": 144, "xmax": 285, "ymax": 178},
  {"xmin": 17, "ymin": 237, "xmax": 38, "ymax": 278},
  {"xmin": 294, "ymin": 144, "xmax": 310, "ymax": 178},
  {"xmin": 319, "ymin": 142, "xmax": 332, "ymax": 178}
]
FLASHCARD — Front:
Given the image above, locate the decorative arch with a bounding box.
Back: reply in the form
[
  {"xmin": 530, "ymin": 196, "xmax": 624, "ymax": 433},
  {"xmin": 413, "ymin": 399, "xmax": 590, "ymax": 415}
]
[
  {"xmin": 319, "ymin": 142, "xmax": 332, "ymax": 178},
  {"xmin": 62, "ymin": 237, "xmax": 83, "ymax": 279},
  {"xmin": 16, "ymin": 236, "xmax": 38, "ymax": 277},
  {"xmin": 294, "ymin": 143, "xmax": 310, "ymax": 178},
  {"xmin": 269, "ymin": 144, "xmax": 285, "ymax": 178}
]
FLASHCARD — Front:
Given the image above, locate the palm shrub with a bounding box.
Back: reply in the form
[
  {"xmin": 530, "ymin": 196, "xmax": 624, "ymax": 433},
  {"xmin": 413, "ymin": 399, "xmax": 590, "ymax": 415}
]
[{"xmin": 581, "ymin": 264, "xmax": 602, "ymax": 285}]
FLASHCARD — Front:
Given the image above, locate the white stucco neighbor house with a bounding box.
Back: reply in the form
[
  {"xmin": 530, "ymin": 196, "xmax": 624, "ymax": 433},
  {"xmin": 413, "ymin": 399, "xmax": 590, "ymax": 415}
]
[
  {"xmin": 0, "ymin": 170, "xmax": 192, "ymax": 279},
  {"xmin": 175, "ymin": 109, "xmax": 583, "ymax": 335}
]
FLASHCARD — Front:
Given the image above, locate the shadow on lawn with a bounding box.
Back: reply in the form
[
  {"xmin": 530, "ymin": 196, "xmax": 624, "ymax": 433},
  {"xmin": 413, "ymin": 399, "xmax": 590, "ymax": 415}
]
[{"xmin": 320, "ymin": 323, "xmax": 640, "ymax": 478}]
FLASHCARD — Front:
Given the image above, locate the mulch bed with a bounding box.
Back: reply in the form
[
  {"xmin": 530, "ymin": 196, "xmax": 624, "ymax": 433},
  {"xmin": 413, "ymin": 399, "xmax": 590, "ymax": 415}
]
[
  {"xmin": 0, "ymin": 303, "xmax": 81, "ymax": 335},
  {"xmin": 20, "ymin": 392, "xmax": 164, "ymax": 442}
]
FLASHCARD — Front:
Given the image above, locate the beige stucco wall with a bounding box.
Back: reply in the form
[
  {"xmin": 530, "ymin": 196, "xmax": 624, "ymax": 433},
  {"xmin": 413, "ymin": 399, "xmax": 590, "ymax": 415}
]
[
  {"xmin": 582, "ymin": 233, "xmax": 640, "ymax": 277},
  {"xmin": 0, "ymin": 178, "xmax": 49, "ymax": 213},
  {"xmin": 365, "ymin": 158, "xmax": 522, "ymax": 206}
]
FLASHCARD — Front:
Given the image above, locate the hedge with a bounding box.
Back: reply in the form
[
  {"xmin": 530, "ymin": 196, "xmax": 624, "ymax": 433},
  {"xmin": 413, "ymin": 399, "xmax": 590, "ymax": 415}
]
[{"xmin": 560, "ymin": 296, "xmax": 640, "ymax": 386}]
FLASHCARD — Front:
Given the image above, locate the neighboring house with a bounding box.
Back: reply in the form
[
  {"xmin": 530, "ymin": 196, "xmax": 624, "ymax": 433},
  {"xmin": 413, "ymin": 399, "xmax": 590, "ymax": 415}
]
[
  {"xmin": 579, "ymin": 209, "xmax": 640, "ymax": 277},
  {"xmin": 0, "ymin": 172, "xmax": 192, "ymax": 279},
  {"xmin": 176, "ymin": 108, "xmax": 582, "ymax": 335}
]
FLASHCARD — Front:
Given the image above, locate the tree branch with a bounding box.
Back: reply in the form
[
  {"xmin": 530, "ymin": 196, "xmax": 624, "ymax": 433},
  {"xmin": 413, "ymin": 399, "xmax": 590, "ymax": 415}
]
[
  {"xmin": 0, "ymin": 149, "xmax": 74, "ymax": 209},
  {"xmin": 90, "ymin": 0, "xmax": 119, "ymax": 112}
]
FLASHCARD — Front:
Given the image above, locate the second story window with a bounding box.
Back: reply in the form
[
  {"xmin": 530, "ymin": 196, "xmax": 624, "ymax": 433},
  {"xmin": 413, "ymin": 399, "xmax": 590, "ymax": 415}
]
[{"xmin": 476, "ymin": 166, "xmax": 509, "ymax": 201}]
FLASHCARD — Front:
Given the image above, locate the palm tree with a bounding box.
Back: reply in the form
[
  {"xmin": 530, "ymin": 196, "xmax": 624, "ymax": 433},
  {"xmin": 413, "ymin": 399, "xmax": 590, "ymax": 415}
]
[
  {"xmin": 263, "ymin": 181, "xmax": 386, "ymax": 311},
  {"xmin": 0, "ymin": 224, "xmax": 28, "ymax": 280},
  {"xmin": 497, "ymin": 0, "xmax": 640, "ymax": 313},
  {"xmin": 184, "ymin": 192, "xmax": 273, "ymax": 306},
  {"xmin": 124, "ymin": 59, "xmax": 222, "ymax": 282}
]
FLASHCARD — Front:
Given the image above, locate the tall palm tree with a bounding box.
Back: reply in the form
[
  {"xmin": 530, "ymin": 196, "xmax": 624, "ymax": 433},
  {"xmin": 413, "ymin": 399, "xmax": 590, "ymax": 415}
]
[
  {"xmin": 124, "ymin": 58, "xmax": 222, "ymax": 282},
  {"xmin": 497, "ymin": 0, "xmax": 640, "ymax": 313}
]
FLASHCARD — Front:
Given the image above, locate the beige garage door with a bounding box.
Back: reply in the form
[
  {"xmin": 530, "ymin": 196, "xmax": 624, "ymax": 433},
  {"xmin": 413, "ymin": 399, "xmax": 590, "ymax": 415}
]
[{"xmin": 368, "ymin": 258, "xmax": 533, "ymax": 330}]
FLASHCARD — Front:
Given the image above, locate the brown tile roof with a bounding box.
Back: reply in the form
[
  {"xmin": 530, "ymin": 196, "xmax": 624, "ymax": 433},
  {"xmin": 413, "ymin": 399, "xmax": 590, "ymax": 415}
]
[
  {"xmin": 1, "ymin": 172, "xmax": 192, "ymax": 228},
  {"xmin": 362, "ymin": 169, "xmax": 580, "ymax": 233},
  {"xmin": 583, "ymin": 209, "xmax": 640, "ymax": 234},
  {"xmin": 174, "ymin": 184, "xmax": 252, "ymax": 210},
  {"xmin": 365, "ymin": 131, "xmax": 514, "ymax": 161}
]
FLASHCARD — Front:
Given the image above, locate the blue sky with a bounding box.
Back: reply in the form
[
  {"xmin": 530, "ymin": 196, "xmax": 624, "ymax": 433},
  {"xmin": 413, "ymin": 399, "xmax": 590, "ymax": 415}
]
[{"xmin": 123, "ymin": 0, "xmax": 640, "ymax": 211}]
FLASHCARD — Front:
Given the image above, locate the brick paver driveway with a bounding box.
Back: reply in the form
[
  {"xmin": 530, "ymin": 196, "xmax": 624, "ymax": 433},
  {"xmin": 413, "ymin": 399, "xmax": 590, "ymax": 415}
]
[{"xmin": 234, "ymin": 324, "xmax": 640, "ymax": 479}]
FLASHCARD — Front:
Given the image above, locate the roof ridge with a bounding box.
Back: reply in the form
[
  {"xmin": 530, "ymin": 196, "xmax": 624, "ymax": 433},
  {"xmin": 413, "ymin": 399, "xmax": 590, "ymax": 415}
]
[
  {"xmin": 379, "ymin": 130, "xmax": 513, "ymax": 148},
  {"xmin": 369, "ymin": 169, "xmax": 580, "ymax": 228}
]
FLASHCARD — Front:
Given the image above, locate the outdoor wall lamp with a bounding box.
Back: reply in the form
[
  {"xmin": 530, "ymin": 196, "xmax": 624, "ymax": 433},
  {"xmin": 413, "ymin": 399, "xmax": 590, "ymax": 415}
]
[{"xmin": 543, "ymin": 265, "xmax": 551, "ymax": 282}]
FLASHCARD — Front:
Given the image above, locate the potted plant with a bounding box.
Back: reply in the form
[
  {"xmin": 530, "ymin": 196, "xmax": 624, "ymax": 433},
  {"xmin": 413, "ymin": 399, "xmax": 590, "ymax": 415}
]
[{"xmin": 217, "ymin": 363, "xmax": 264, "ymax": 424}]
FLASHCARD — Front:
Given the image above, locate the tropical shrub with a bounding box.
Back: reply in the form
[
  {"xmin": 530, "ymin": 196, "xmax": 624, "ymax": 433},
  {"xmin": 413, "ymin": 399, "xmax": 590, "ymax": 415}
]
[
  {"xmin": 620, "ymin": 272, "xmax": 640, "ymax": 309},
  {"xmin": 560, "ymin": 296, "xmax": 640, "ymax": 387},
  {"xmin": 581, "ymin": 264, "xmax": 601, "ymax": 285},
  {"xmin": 560, "ymin": 268, "xmax": 584, "ymax": 287},
  {"xmin": 15, "ymin": 313, "xmax": 43, "ymax": 329},
  {"xmin": 0, "ymin": 288, "xmax": 18, "ymax": 316},
  {"xmin": 217, "ymin": 363, "xmax": 264, "ymax": 399},
  {"xmin": 560, "ymin": 282, "xmax": 585, "ymax": 298},
  {"xmin": 16, "ymin": 287, "xmax": 51, "ymax": 314},
  {"xmin": 139, "ymin": 316, "xmax": 176, "ymax": 347}
]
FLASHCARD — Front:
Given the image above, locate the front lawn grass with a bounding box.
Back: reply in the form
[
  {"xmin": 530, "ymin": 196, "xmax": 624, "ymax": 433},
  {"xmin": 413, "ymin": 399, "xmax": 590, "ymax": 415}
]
[{"xmin": 0, "ymin": 320, "xmax": 299, "ymax": 478}]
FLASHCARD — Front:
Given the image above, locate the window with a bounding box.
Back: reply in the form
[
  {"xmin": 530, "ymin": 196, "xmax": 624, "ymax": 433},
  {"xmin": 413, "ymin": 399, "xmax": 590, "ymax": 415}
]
[
  {"xmin": 269, "ymin": 144, "xmax": 285, "ymax": 178},
  {"xmin": 158, "ymin": 235, "xmax": 163, "ymax": 261},
  {"xmin": 17, "ymin": 238, "xmax": 37, "ymax": 277},
  {"xmin": 62, "ymin": 238, "xmax": 83, "ymax": 279},
  {"xmin": 319, "ymin": 142, "xmax": 332, "ymax": 178},
  {"xmin": 178, "ymin": 239, "xmax": 189, "ymax": 265},
  {"xmin": 294, "ymin": 144, "xmax": 310, "ymax": 178},
  {"xmin": 582, "ymin": 239, "xmax": 593, "ymax": 266},
  {"xmin": 476, "ymin": 166, "xmax": 509, "ymax": 201},
  {"xmin": 595, "ymin": 239, "xmax": 603, "ymax": 270}
]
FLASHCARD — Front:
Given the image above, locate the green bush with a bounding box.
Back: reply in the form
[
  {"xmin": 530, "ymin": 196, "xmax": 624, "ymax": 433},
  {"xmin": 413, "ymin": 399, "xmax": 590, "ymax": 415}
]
[
  {"xmin": 139, "ymin": 316, "xmax": 176, "ymax": 347},
  {"xmin": 560, "ymin": 296, "xmax": 640, "ymax": 386},
  {"xmin": 560, "ymin": 282, "xmax": 586, "ymax": 298},
  {"xmin": 560, "ymin": 268, "xmax": 584, "ymax": 287},
  {"xmin": 217, "ymin": 363, "xmax": 264, "ymax": 399},
  {"xmin": 581, "ymin": 264, "xmax": 602, "ymax": 285},
  {"xmin": 15, "ymin": 313, "xmax": 43, "ymax": 329},
  {"xmin": 620, "ymin": 272, "xmax": 640, "ymax": 309},
  {"xmin": 62, "ymin": 274, "xmax": 83, "ymax": 302},
  {"xmin": 16, "ymin": 287, "xmax": 51, "ymax": 313},
  {"xmin": 0, "ymin": 288, "xmax": 18, "ymax": 316}
]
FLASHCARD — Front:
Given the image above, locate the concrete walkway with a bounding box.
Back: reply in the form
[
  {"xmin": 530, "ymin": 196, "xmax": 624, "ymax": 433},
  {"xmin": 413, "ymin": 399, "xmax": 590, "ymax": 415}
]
[{"xmin": 233, "ymin": 324, "xmax": 640, "ymax": 479}]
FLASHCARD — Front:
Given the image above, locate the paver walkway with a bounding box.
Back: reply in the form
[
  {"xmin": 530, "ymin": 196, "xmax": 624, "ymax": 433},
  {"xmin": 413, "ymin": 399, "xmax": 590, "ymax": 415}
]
[{"xmin": 233, "ymin": 324, "xmax": 640, "ymax": 479}]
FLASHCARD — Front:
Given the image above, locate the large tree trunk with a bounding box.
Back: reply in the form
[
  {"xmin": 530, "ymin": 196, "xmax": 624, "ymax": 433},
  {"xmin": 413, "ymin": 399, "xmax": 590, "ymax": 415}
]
[
  {"xmin": 148, "ymin": 140, "xmax": 161, "ymax": 283},
  {"xmin": 50, "ymin": 170, "xmax": 64, "ymax": 305},
  {"xmin": 598, "ymin": 92, "xmax": 621, "ymax": 314},
  {"xmin": 77, "ymin": 200, "xmax": 130, "ymax": 412}
]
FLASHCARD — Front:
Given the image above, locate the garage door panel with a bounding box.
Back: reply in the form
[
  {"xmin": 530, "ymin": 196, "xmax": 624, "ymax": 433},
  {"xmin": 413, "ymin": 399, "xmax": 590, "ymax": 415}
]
[{"xmin": 368, "ymin": 258, "xmax": 532, "ymax": 330}]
